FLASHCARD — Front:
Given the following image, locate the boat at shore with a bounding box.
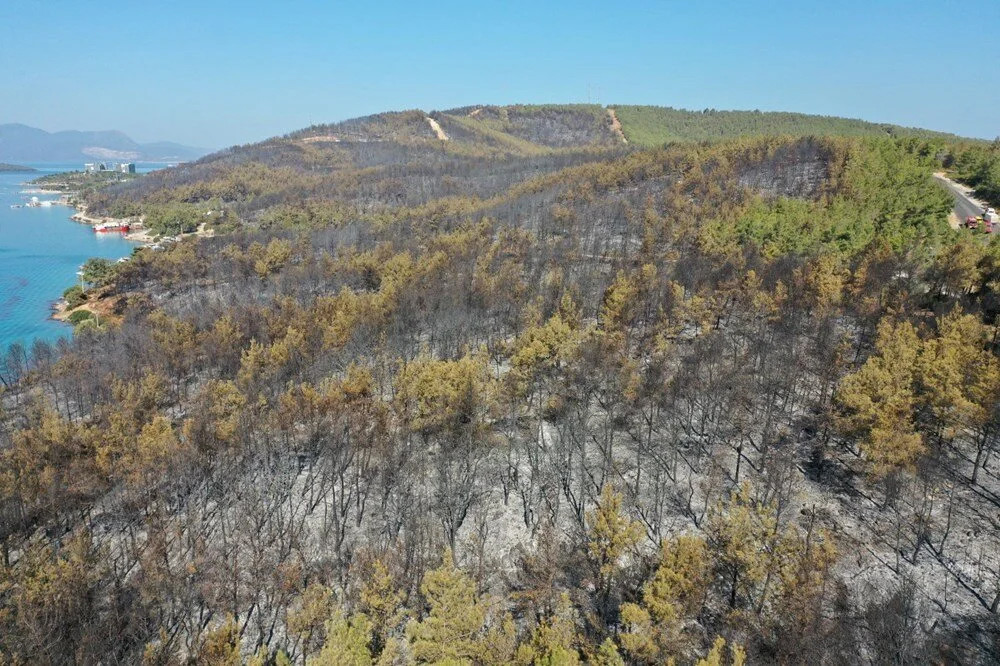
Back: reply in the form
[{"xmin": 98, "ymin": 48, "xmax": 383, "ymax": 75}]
[
  {"xmin": 23, "ymin": 195, "xmax": 69, "ymax": 208},
  {"xmin": 94, "ymin": 221, "xmax": 130, "ymax": 233},
  {"xmin": 0, "ymin": 166, "xmax": 135, "ymax": 348}
]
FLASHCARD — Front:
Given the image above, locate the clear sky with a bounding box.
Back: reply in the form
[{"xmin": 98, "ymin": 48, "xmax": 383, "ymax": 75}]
[{"xmin": 1, "ymin": 0, "xmax": 997, "ymax": 149}]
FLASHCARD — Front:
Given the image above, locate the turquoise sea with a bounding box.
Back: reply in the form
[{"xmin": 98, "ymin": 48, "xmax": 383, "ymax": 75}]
[{"xmin": 0, "ymin": 163, "xmax": 157, "ymax": 352}]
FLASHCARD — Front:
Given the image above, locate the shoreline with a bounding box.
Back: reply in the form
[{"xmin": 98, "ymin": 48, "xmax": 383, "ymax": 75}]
[
  {"xmin": 51, "ymin": 287, "xmax": 121, "ymax": 325},
  {"xmin": 21, "ymin": 188, "xmax": 67, "ymax": 195},
  {"xmin": 49, "ymin": 202, "xmax": 143, "ymax": 326},
  {"xmin": 51, "ymin": 197, "xmax": 215, "ymax": 327},
  {"xmin": 1, "ymin": 177, "xmax": 144, "ymax": 336},
  {"xmin": 51, "ymin": 297, "xmax": 72, "ymax": 322},
  {"xmin": 70, "ymin": 203, "xmax": 153, "ymax": 243}
]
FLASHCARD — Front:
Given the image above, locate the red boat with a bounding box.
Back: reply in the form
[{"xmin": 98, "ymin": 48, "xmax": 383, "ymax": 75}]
[{"xmin": 93, "ymin": 221, "xmax": 130, "ymax": 233}]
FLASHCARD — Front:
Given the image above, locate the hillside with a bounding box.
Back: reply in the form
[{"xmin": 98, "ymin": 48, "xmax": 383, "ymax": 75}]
[
  {"xmin": 3, "ymin": 106, "xmax": 1000, "ymax": 665},
  {"xmin": 84, "ymin": 108, "xmax": 632, "ymax": 233},
  {"xmin": 0, "ymin": 123, "xmax": 208, "ymax": 162},
  {"xmin": 84, "ymin": 104, "xmax": 969, "ymax": 234}
]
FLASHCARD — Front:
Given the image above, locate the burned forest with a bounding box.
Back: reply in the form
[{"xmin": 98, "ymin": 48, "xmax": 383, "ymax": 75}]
[{"xmin": 2, "ymin": 106, "xmax": 1000, "ymax": 665}]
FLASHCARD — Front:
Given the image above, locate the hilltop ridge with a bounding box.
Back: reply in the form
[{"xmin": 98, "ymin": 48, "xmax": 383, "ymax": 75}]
[
  {"xmin": 284, "ymin": 103, "xmax": 965, "ymax": 153},
  {"xmin": 84, "ymin": 103, "xmax": 970, "ymax": 236}
]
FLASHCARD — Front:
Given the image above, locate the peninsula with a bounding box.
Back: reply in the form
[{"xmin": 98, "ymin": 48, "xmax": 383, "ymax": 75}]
[{"xmin": 31, "ymin": 168, "xmax": 138, "ymax": 193}]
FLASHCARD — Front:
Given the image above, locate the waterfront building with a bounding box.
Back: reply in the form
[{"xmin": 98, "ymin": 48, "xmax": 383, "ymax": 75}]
[{"xmin": 84, "ymin": 162, "xmax": 135, "ymax": 174}]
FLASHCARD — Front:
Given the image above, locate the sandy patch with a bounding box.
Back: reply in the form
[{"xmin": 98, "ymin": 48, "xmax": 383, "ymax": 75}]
[
  {"xmin": 607, "ymin": 108, "xmax": 627, "ymax": 144},
  {"xmin": 426, "ymin": 116, "xmax": 449, "ymax": 141},
  {"xmin": 298, "ymin": 135, "xmax": 341, "ymax": 144}
]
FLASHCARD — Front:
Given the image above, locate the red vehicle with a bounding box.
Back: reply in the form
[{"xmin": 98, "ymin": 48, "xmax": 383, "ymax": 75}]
[{"xmin": 966, "ymin": 216, "xmax": 979, "ymax": 230}]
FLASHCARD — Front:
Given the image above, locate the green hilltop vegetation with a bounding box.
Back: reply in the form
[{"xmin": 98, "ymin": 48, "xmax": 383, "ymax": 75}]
[
  {"xmin": 612, "ymin": 105, "xmax": 963, "ymax": 146},
  {"xmin": 6, "ymin": 104, "xmax": 1000, "ymax": 664}
]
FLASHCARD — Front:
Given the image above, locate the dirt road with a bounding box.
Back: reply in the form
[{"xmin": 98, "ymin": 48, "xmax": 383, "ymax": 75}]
[
  {"xmin": 426, "ymin": 117, "xmax": 449, "ymax": 141},
  {"xmin": 607, "ymin": 108, "xmax": 627, "ymax": 144}
]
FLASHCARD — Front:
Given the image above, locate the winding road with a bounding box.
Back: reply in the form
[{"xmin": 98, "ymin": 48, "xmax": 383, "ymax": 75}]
[{"xmin": 934, "ymin": 172, "xmax": 989, "ymax": 223}]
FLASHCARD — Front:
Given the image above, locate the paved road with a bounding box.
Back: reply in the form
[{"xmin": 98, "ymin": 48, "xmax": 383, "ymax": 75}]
[{"xmin": 934, "ymin": 173, "xmax": 988, "ymax": 222}]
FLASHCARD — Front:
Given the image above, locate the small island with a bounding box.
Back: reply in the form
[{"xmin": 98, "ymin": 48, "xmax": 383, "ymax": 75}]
[{"xmin": 0, "ymin": 163, "xmax": 38, "ymax": 173}]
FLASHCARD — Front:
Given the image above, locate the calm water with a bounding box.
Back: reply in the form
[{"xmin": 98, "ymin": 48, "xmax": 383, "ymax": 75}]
[{"xmin": 0, "ymin": 163, "xmax": 159, "ymax": 351}]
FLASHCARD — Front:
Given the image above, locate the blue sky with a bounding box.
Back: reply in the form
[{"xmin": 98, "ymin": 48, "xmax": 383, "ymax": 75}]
[{"xmin": 1, "ymin": 0, "xmax": 997, "ymax": 148}]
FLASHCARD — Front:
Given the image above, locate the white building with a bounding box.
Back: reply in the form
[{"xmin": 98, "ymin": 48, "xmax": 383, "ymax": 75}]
[{"xmin": 84, "ymin": 162, "xmax": 135, "ymax": 174}]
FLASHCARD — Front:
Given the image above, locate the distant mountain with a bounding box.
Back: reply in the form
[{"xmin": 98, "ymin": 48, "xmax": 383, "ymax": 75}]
[
  {"xmin": 0, "ymin": 163, "xmax": 37, "ymax": 172},
  {"xmin": 0, "ymin": 123, "xmax": 209, "ymax": 163}
]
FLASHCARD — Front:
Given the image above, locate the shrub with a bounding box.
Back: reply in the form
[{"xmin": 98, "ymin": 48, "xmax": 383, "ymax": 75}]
[
  {"xmin": 144, "ymin": 203, "xmax": 200, "ymax": 236},
  {"xmin": 67, "ymin": 309, "xmax": 94, "ymax": 325},
  {"xmin": 81, "ymin": 258, "xmax": 115, "ymax": 286},
  {"xmin": 72, "ymin": 317, "xmax": 102, "ymax": 336},
  {"xmin": 63, "ymin": 285, "xmax": 87, "ymax": 309}
]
